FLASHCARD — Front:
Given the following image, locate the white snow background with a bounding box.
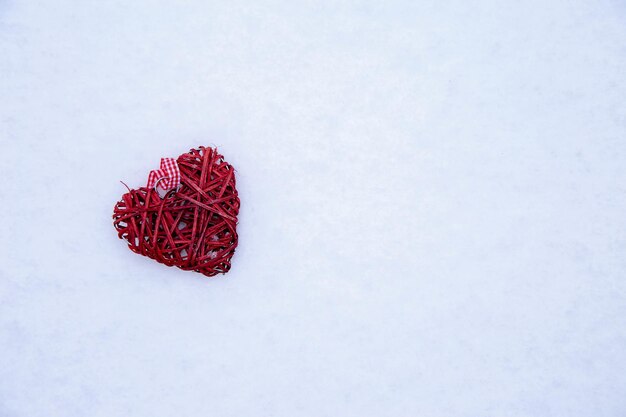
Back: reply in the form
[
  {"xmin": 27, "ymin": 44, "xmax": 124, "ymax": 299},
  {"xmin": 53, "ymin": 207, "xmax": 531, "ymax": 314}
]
[{"xmin": 1, "ymin": 1, "xmax": 626, "ymax": 416}]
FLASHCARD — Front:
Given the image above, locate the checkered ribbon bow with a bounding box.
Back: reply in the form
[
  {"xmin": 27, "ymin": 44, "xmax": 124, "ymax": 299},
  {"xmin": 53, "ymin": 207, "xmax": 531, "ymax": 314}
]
[{"xmin": 146, "ymin": 158, "xmax": 181, "ymax": 190}]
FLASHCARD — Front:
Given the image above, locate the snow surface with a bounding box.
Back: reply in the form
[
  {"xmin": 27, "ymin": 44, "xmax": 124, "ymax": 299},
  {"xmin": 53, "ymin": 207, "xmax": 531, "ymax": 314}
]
[{"xmin": 1, "ymin": 1, "xmax": 626, "ymax": 416}]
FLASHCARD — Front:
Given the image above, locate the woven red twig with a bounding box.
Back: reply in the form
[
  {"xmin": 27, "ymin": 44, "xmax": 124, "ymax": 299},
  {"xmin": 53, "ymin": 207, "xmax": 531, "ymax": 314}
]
[{"xmin": 112, "ymin": 146, "xmax": 240, "ymax": 277}]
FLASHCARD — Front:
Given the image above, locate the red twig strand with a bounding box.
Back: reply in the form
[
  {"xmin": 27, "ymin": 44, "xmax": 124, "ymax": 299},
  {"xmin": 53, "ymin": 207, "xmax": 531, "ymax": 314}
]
[{"xmin": 112, "ymin": 147, "xmax": 240, "ymax": 277}]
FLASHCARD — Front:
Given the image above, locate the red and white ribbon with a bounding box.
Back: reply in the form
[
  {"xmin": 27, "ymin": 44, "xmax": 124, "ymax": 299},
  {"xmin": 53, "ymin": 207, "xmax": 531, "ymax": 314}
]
[{"xmin": 147, "ymin": 158, "xmax": 180, "ymax": 190}]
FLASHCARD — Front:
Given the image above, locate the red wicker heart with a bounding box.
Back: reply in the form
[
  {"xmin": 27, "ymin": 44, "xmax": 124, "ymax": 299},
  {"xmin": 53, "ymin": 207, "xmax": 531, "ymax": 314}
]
[{"xmin": 112, "ymin": 146, "xmax": 240, "ymax": 277}]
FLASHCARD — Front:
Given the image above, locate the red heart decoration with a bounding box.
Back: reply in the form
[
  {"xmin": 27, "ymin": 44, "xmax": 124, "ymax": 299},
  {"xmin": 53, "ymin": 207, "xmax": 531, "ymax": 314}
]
[{"xmin": 112, "ymin": 146, "xmax": 240, "ymax": 277}]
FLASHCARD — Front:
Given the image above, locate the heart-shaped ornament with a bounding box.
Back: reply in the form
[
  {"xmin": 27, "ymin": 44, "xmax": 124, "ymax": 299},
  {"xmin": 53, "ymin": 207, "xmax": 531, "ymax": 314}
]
[{"xmin": 113, "ymin": 146, "xmax": 240, "ymax": 277}]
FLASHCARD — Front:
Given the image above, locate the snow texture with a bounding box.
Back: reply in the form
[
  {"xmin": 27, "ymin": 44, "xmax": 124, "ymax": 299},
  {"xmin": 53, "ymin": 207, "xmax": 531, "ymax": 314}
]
[{"xmin": 1, "ymin": 1, "xmax": 626, "ymax": 416}]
